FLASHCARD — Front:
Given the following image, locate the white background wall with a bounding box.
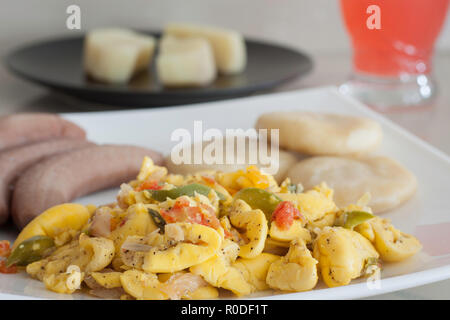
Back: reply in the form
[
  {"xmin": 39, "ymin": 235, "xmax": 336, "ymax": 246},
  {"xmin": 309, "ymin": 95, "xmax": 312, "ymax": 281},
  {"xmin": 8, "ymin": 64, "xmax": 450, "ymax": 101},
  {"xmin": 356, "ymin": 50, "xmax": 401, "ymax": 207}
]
[{"xmin": 1, "ymin": 0, "xmax": 449, "ymax": 56}]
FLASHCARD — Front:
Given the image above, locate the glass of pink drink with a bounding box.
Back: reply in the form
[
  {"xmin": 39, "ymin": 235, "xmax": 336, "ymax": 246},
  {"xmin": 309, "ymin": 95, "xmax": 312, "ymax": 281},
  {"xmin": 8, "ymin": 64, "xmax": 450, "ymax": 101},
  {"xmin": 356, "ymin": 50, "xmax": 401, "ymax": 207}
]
[{"xmin": 339, "ymin": 0, "xmax": 449, "ymax": 110}]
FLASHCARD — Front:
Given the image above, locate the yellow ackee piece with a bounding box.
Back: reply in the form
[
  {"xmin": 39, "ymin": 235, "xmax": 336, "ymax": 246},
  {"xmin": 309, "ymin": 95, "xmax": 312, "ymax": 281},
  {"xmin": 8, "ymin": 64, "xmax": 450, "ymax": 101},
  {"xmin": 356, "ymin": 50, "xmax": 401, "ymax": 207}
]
[
  {"xmin": 143, "ymin": 223, "xmax": 222, "ymax": 273},
  {"xmin": 233, "ymin": 253, "xmax": 280, "ymax": 291},
  {"xmin": 354, "ymin": 221, "xmax": 375, "ymax": 242},
  {"xmin": 109, "ymin": 203, "xmax": 157, "ymax": 252},
  {"xmin": 26, "ymin": 233, "xmax": 115, "ymax": 294},
  {"xmin": 229, "ymin": 200, "xmax": 268, "ymax": 258},
  {"xmin": 313, "ymin": 227, "xmax": 378, "ymax": 288},
  {"xmin": 13, "ymin": 203, "xmax": 91, "ymax": 249},
  {"xmin": 188, "ymin": 286, "xmax": 219, "ymax": 300},
  {"xmin": 78, "ymin": 234, "xmax": 115, "ymax": 273},
  {"xmin": 263, "ymin": 237, "xmax": 290, "ymax": 256},
  {"xmin": 269, "ymin": 220, "xmax": 311, "ymax": 243},
  {"xmin": 190, "ymin": 239, "xmax": 252, "ymax": 296},
  {"xmin": 137, "ymin": 156, "xmax": 167, "ymax": 182},
  {"xmin": 121, "ymin": 269, "xmax": 218, "ymax": 300},
  {"xmin": 43, "ymin": 264, "xmax": 84, "ymax": 294},
  {"xmin": 266, "ymin": 239, "xmax": 318, "ymax": 292},
  {"xmin": 121, "ymin": 269, "xmax": 168, "ymax": 300},
  {"xmin": 91, "ymin": 271, "xmax": 122, "ymax": 288},
  {"xmin": 366, "ymin": 217, "xmax": 422, "ymax": 262}
]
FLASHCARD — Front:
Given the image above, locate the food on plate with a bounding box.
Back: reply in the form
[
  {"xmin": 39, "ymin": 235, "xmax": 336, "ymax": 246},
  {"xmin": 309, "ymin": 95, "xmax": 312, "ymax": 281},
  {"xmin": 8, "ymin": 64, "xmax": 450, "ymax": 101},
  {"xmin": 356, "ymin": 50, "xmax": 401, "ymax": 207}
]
[
  {"xmin": 84, "ymin": 28, "xmax": 156, "ymax": 83},
  {"xmin": 11, "ymin": 145, "xmax": 163, "ymax": 229},
  {"xmin": 189, "ymin": 238, "xmax": 253, "ymax": 296},
  {"xmin": 119, "ymin": 269, "xmax": 218, "ymax": 300},
  {"xmin": 165, "ymin": 22, "xmax": 247, "ymax": 74},
  {"xmin": 287, "ymin": 156, "xmax": 417, "ymax": 213},
  {"xmin": 233, "ymin": 187, "xmax": 281, "ymax": 221},
  {"xmin": 233, "ymin": 253, "xmax": 279, "ymax": 292},
  {"xmin": 0, "ymin": 139, "xmax": 94, "ymax": 225},
  {"xmin": 82, "ymin": 23, "xmax": 246, "ymax": 87},
  {"xmin": 228, "ymin": 199, "xmax": 268, "ymax": 258},
  {"xmin": 255, "ymin": 111, "xmax": 383, "ymax": 156},
  {"xmin": 266, "ymin": 239, "xmax": 318, "ymax": 291},
  {"xmin": 1, "ymin": 157, "xmax": 421, "ymax": 299},
  {"xmin": 7, "ymin": 235, "xmax": 55, "ymax": 267},
  {"xmin": 165, "ymin": 137, "xmax": 298, "ymax": 182},
  {"xmin": 11, "ymin": 203, "xmax": 92, "ymax": 251},
  {"xmin": 312, "ymin": 226, "xmax": 379, "ymax": 287},
  {"xmin": 0, "ymin": 113, "xmax": 86, "ymax": 150},
  {"xmin": 356, "ymin": 217, "xmax": 422, "ymax": 262},
  {"xmin": 156, "ymin": 36, "xmax": 217, "ymax": 87}
]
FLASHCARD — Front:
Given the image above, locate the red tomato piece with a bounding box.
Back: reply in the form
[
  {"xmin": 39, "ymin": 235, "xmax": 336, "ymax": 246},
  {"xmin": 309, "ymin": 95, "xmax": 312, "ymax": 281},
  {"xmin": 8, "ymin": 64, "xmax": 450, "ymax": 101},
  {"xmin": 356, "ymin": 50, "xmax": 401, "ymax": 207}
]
[
  {"xmin": 0, "ymin": 240, "xmax": 11, "ymax": 258},
  {"xmin": 0, "ymin": 260, "xmax": 17, "ymax": 274},
  {"xmin": 271, "ymin": 201, "xmax": 303, "ymax": 230},
  {"xmin": 160, "ymin": 198, "xmax": 220, "ymax": 230},
  {"xmin": 135, "ymin": 180, "xmax": 164, "ymax": 191},
  {"xmin": 160, "ymin": 210, "xmax": 177, "ymax": 224}
]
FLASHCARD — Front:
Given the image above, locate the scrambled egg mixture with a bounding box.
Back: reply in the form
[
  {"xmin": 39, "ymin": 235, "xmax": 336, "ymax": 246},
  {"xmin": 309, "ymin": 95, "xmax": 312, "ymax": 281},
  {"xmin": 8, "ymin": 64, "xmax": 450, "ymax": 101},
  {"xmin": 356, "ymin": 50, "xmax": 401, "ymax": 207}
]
[{"xmin": 4, "ymin": 157, "xmax": 422, "ymax": 299}]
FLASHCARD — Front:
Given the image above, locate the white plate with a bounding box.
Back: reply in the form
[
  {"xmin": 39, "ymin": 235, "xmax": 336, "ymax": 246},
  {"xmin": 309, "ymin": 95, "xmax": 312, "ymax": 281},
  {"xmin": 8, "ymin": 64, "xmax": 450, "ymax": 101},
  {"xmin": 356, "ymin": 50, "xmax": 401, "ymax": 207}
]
[{"xmin": 1, "ymin": 86, "xmax": 450, "ymax": 300}]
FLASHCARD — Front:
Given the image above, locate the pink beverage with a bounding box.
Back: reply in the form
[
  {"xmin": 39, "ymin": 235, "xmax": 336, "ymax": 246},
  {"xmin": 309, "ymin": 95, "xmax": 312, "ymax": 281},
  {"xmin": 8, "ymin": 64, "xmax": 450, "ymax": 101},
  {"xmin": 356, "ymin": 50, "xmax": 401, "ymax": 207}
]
[
  {"xmin": 340, "ymin": 0, "xmax": 449, "ymax": 76},
  {"xmin": 339, "ymin": 0, "xmax": 449, "ymax": 108}
]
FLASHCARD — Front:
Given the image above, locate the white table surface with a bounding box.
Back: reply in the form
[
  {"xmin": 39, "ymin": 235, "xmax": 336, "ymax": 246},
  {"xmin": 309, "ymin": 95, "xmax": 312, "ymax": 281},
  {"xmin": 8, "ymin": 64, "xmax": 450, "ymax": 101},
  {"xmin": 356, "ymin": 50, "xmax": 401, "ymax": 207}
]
[{"xmin": 0, "ymin": 51, "xmax": 449, "ymax": 300}]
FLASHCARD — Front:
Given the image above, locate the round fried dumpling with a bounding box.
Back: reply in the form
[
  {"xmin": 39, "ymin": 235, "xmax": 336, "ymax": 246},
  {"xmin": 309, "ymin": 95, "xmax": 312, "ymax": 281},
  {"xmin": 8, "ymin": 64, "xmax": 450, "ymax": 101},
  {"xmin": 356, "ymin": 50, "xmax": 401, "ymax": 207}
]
[
  {"xmin": 165, "ymin": 137, "xmax": 299, "ymax": 182},
  {"xmin": 287, "ymin": 156, "xmax": 417, "ymax": 213},
  {"xmin": 255, "ymin": 111, "xmax": 382, "ymax": 156}
]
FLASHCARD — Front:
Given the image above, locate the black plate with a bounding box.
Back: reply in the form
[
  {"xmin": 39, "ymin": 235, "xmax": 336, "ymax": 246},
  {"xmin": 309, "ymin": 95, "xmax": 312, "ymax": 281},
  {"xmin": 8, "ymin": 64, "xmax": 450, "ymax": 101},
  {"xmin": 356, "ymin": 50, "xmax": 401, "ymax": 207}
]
[{"xmin": 5, "ymin": 32, "xmax": 313, "ymax": 108}]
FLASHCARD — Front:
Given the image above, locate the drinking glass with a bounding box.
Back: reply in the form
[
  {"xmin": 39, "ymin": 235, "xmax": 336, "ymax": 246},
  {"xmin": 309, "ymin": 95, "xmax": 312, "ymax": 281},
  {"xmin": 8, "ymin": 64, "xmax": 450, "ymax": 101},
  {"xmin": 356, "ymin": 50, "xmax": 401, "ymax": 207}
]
[{"xmin": 339, "ymin": 0, "xmax": 450, "ymax": 110}]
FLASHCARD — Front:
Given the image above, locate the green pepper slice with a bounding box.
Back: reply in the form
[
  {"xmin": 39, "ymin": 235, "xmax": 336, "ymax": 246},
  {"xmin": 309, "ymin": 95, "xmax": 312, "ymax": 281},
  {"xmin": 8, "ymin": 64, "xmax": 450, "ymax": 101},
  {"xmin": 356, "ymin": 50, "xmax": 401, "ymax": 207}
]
[
  {"xmin": 233, "ymin": 187, "xmax": 282, "ymax": 221},
  {"xmin": 147, "ymin": 183, "xmax": 226, "ymax": 202},
  {"xmin": 343, "ymin": 211, "xmax": 375, "ymax": 229},
  {"xmin": 7, "ymin": 235, "xmax": 55, "ymax": 267}
]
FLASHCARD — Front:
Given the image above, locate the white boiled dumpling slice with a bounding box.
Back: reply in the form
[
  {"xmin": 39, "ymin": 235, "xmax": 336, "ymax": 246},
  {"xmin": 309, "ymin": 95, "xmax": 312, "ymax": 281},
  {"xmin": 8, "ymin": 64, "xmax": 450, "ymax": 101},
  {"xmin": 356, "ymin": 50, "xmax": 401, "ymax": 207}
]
[
  {"xmin": 164, "ymin": 22, "xmax": 246, "ymax": 75},
  {"xmin": 84, "ymin": 28, "xmax": 155, "ymax": 83},
  {"xmin": 156, "ymin": 36, "xmax": 217, "ymax": 87}
]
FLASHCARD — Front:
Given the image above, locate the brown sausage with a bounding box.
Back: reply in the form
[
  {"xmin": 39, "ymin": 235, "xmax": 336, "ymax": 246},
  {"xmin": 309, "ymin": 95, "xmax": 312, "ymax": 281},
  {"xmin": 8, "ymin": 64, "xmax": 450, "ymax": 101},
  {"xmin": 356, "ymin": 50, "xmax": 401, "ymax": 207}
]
[
  {"xmin": 0, "ymin": 113, "xmax": 86, "ymax": 150},
  {"xmin": 0, "ymin": 138, "xmax": 95, "ymax": 225},
  {"xmin": 11, "ymin": 144, "xmax": 164, "ymax": 229}
]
